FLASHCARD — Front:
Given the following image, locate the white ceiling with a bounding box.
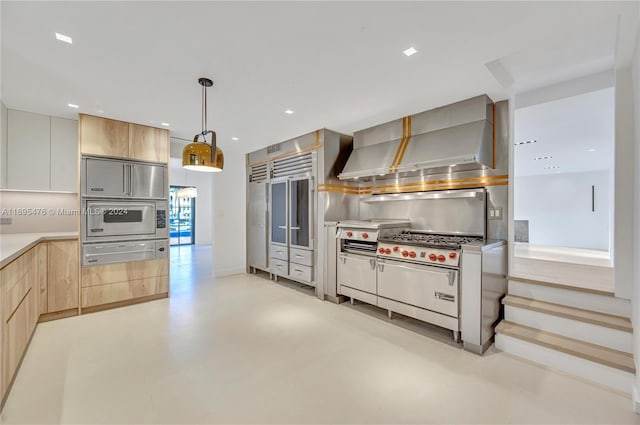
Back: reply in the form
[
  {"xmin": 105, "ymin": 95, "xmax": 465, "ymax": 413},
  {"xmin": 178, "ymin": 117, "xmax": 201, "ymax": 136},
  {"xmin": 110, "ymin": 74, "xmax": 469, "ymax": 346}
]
[
  {"xmin": 1, "ymin": 1, "xmax": 638, "ymax": 156},
  {"xmin": 514, "ymin": 87, "xmax": 615, "ymax": 177}
]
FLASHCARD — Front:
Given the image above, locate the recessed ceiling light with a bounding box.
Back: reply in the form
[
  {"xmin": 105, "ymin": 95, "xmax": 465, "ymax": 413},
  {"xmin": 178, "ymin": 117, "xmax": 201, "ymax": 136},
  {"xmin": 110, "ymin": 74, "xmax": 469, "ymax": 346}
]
[
  {"xmin": 55, "ymin": 32, "xmax": 73, "ymax": 44},
  {"xmin": 515, "ymin": 139, "xmax": 537, "ymax": 146},
  {"xmin": 588, "ymin": 148, "xmax": 596, "ymax": 152},
  {"xmin": 284, "ymin": 109, "xmax": 294, "ymax": 115},
  {"xmin": 544, "ymin": 166, "xmax": 560, "ymax": 170},
  {"xmin": 231, "ymin": 137, "xmax": 239, "ymax": 141},
  {"xmin": 68, "ymin": 103, "xmax": 79, "ymax": 108},
  {"xmin": 97, "ymin": 109, "xmax": 104, "ymax": 113},
  {"xmin": 161, "ymin": 122, "xmax": 170, "ymax": 127},
  {"xmin": 534, "ymin": 155, "xmax": 552, "ymax": 160},
  {"xmin": 403, "ymin": 47, "xmax": 418, "ymax": 57}
]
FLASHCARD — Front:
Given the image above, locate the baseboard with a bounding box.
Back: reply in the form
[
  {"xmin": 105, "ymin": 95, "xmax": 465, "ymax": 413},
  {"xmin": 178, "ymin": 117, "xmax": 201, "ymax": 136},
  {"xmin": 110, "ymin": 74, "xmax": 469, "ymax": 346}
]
[{"xmin": 215, "ymin": 267, "xmax": 246, "ymax": 277}]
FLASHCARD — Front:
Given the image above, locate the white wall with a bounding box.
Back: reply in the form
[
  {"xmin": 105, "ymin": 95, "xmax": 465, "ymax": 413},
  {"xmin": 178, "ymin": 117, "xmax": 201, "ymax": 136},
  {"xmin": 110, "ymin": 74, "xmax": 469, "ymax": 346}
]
[
  {"xmin": 1, "ymin": 102, "xmax": 7, "ymax": 188},
  {"xmin": 0, "ymin": 191, "xmax": 78, "ymax": 233},
  {"xmin": 514, "ymin": 170, "xmax": 611, "ymax": 250},
  {"xmin": 169, "ymin": 158, "xmax": 213, "ymax": 245},
  {"xmin": 212, "ymin": 150, "xmax": 246, "ymax": 277},
  {"xmin": 614, "ymin": 67, "xmax": 635, "ymax": 300},
  {"xmin": 629, "ymin": 19, "xmax": 640, "ymax": 413}
]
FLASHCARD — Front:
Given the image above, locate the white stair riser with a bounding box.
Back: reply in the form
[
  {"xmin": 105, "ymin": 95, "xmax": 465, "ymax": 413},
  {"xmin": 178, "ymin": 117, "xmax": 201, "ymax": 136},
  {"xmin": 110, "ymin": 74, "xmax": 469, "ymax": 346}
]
[
  {"xmin": 508, "ymin": 280, "xmax": 631, "ymax": 318},
  {"xmin": 505, "ymin": 305, "xmax": 633, "ymax": 353},
  {"xmin": 495, "ymin": 333, "xmax": 634, "ymax": 394}
]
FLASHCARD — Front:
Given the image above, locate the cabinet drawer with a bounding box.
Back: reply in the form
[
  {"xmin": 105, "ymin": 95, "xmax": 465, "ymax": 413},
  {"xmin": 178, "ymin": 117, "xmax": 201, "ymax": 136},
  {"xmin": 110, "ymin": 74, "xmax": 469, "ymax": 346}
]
[
  {"xmin": 270, "ymin": 258, "xmax": 287, "ymax": 276},
  {"xmin": 289, "ymin": 264, "xmax": 313, "ymax": 283},
  {"xmin": 81, "ymin": 276, "xmax": 168, "ymax": 308},
  {"xmin": 81, "ymin": 259, "xmax": 168, "ymax": 287},
  {"xmin": 290, "ymin": 248, "xmax": 313, "ymax": 267},
  {"xmin": 1, "ymin": 248, "xmax": 36, "ymax": 322},
  {"xmin": 270, "ymin": 244, "xmax": 288, "ymax": 261}
]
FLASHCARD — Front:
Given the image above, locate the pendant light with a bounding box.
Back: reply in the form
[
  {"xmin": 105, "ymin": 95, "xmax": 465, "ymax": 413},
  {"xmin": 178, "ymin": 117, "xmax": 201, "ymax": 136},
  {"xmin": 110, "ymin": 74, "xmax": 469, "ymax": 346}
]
[{"xmin": 182, "ymin": 77, "xmax": 224, "ymax": 172}]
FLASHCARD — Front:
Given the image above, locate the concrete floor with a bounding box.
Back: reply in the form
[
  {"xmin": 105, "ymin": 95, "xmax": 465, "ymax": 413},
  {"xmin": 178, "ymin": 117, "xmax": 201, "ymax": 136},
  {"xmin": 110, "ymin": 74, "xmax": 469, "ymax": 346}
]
[{"xmin": 1, "ymin": 244, "xmax": 637, "ymax": 424}]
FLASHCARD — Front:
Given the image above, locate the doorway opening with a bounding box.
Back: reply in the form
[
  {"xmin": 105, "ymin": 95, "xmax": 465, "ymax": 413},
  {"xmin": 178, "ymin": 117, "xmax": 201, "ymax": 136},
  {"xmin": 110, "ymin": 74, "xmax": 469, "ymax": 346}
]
[{"xmin": 170, "ymin": 186, "xmax": 196, "ymax": 246}]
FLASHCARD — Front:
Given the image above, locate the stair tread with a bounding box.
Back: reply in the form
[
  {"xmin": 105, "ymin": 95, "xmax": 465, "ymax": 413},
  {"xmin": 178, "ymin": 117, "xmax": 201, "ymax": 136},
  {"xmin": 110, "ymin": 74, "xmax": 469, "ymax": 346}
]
[
  {"xmin": 503, "ymin": 295, "xmax": 632, "ymax": 332},
  {"xmin": 508, "ymin": 275, "xmax": 614, "ymax": 296},
  {"xmin": 496, "ymin": 321, "xmax": 635, "ymax": 373}
]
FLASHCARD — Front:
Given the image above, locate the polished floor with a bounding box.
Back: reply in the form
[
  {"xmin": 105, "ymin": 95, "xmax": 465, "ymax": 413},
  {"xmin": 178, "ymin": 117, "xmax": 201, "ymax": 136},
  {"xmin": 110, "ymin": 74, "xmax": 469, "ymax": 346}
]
[{"xmin": 1, "ymin": 245, "xmax": 637, "ymax": 424}]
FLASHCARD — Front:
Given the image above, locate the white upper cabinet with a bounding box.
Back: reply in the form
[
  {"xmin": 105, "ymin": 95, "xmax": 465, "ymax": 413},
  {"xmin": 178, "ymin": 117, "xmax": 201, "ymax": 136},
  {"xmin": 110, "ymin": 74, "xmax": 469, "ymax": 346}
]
[
  {"xmin": 50, "ymin": 117, "xmax": 78, "ymax": 192},
  {"xmin": 5, "ymin": 109, "xmax": 78, "ymax": 192},
  {"xmin": 7, "ymin": 110, "xmax": 50, "ymax": 190}
]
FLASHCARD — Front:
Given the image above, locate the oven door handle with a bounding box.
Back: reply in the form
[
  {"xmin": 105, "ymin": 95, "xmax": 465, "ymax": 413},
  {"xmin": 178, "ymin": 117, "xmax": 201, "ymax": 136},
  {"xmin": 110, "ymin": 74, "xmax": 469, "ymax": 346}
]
[
  {"xmin": 380, "ymin": 260, "xmax": 457, "ymax": 282},
  {"xmin": 369, "ymin": 258, "xmax": 376, "ymax": 270}
]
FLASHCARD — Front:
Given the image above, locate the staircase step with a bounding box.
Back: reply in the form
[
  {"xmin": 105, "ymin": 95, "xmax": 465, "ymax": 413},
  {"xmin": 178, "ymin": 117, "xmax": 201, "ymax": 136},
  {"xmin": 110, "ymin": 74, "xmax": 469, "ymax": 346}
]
[
  {"xmin": 502, "ymin": 295, "xmax": 632, "ymax": 332},
  {"xmin": 495, "ymin": 321, "xmax": 635, "ymax": 374},
  {"xmin": 508, "ymin": 275, "xmax": 613, "ymax": 296},
  {"xmin": 508, "ymin": 279, "xmax": 631, "ymax": 318}
]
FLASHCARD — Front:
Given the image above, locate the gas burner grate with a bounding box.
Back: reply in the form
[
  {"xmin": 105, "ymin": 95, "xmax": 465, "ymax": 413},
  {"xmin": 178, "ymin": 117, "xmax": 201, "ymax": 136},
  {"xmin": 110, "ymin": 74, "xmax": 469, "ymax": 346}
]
[{"xmin": 380, "ymin": 231, "xmax": 483, "ymax": 249}]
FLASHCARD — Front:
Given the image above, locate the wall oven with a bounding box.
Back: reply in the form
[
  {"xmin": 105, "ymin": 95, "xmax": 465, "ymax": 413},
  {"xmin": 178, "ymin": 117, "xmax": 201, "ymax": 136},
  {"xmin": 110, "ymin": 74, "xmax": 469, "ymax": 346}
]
[{"xmin": 82, "ymin": 199, "xmax": 168, "ymax": 243}]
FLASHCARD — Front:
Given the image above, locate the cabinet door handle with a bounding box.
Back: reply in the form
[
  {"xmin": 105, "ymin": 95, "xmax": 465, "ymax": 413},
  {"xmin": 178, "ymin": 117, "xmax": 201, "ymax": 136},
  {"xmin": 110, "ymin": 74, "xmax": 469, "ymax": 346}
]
[
  {"xmin": 290, "ymin": 226, "xmax": 301, "ymax": 230},
  {"xmin": 277, "ymin": 225, "xmax": 287, "ymax": 229},
  {"xmin": 294, "ymin": 254, "xmax": 305, "ymax": 259}
]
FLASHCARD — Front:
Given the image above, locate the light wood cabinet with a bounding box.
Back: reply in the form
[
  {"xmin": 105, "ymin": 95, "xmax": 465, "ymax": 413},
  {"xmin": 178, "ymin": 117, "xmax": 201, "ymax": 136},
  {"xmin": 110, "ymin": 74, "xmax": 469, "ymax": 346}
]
[
  {"xmin": 35, "ymin": 243, "xmax": 48, "ymax": 315},
  {"xmin": 129, "ymin": 123, "xmax": 169, "ymax": 163},
  {"xmin": 0, "ymin": 246, "xmax": 38, "ymax": 403},
  {"xmin": 50, "ymin": 117, "xmax": 79, "ymax": 191},
  {"xmin": 47, "ymin": 240, "xmax": 79, "ymax": 313},
  {"xmin": 7, "ymin": 110, "xmax": 51, "ymax": 190},
  {"xmin": 79, "ymin": 114, "xmax": 169, "ymax": 164},
  {"xmin": 81, "ymin": 258, "xmax": 169, "ymax": 308},
  {"xmin": 79, "ymin": 114, "xmax": 129, "ymax": 158}
]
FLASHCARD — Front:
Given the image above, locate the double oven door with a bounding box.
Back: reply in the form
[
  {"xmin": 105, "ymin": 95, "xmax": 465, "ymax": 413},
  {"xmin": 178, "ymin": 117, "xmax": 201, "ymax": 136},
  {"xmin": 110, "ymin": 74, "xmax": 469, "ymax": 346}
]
[{"xmin": 270, "ymin": 175, "xmax": 313, "ymax": 250}]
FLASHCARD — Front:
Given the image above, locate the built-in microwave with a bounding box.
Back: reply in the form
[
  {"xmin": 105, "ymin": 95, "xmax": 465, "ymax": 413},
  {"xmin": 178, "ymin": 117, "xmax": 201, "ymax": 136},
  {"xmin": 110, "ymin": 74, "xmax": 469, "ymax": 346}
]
[
  {"xmin": 81, "ymin": 199, "xmax": 168, "ymax": 243},
  {"xmin": 81, "ymin": 156, "xmax": 167, "ymax": 199}
]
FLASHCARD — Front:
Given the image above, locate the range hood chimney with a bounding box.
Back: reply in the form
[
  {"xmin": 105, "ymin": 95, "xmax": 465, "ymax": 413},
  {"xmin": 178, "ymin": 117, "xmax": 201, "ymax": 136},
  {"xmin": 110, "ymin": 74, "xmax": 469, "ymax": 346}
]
[{"xmin": 339, "ymin": 95, "xmax": 495, "ymax": 180}]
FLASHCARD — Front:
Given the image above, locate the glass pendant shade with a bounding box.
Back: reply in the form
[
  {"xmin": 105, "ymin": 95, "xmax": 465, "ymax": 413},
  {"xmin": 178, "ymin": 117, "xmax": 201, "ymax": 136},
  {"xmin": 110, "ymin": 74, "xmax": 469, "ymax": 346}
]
[{"xmin": 182, "ymin": 140, "xmax": 224, "ymax": 172}]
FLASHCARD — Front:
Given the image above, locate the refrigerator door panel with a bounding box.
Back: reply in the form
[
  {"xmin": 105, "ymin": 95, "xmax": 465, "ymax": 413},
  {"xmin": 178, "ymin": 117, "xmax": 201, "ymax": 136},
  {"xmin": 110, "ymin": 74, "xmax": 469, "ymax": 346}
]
[
  {"xmin": 248, "ymin": 181, "xmax": 269, "ymax": 269},
  {"xmin": 270, "ymin": 180, "xmax": 288, "ymax": 245},
  {"xmin": 289, "ymin": 176, "xmax": 312, "ymax": 249}
]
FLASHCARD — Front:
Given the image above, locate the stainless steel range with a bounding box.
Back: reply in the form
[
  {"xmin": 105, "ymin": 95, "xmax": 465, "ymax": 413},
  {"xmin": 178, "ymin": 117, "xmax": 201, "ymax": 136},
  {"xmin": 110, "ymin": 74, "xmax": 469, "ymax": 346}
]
[
  {"xmin": 335, "ymin": 188, "xmax": 507, "ymax": 354},
  {"xmin": 376, "ymin": 231, "xmax": 484, "ymax": 342}
]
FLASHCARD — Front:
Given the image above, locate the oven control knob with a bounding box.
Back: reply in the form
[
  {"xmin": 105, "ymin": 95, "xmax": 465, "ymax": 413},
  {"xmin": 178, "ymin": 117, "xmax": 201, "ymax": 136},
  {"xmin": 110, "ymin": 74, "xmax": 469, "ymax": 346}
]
[
  {"xmin": 378, "ymin": 248, "xmax": 385, "ymax": 254},
  {"xmin": 393, "ymin": 246, "xmax": 399, "ymax": 252},
  {"xmin": 384, "ymin": 248, "xmax": 391, "ymax": 255},
  {"xmin": 409, "ymin": 251, "xmax": 416, "ymax": 258},
  {"xmin": 429, "ymin": 253, "xmax": 437, "ymax": 261},
  {"xmin": 361, "ymin": 232, "xmax": 369, "ymax": 239},
  {"xmin": 346, "ymin": 231, "xmax": 353, "ymax": 237},
  {"xmin": 402, "ymin": 250, "xmax": 409, "ymax": 257},
  {"xmin": 449, "ymin": 252, "xmax": 457, "ymax": 259},
  {"xmin": 437, "ymin": 255, "xmax": 446, "ymax": 262}
]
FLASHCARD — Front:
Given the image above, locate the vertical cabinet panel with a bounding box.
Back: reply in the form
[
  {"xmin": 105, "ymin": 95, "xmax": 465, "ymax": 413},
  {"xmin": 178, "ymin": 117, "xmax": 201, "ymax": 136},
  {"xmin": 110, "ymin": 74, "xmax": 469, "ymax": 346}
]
[
  {"xmin": 50, "ymin": 117, "xmax": 78, "ymax": 191},
  {"xmin": 7, "ymin": 110, "xmax": 50, "ymax": 190},
  {"xmin": 48, "ymin": 240, "xmax": 79, "ymax": 312},
  {"xmin": 36, "ymin": 243, "xmax": 48, "ymax": 315},
  {"xmin": 128, "ymin": 124, "xmax": 169, "ymax": 163},
  {"xmin": 79, "ymin": 114, "xmax": 129, "ymax": 158},
  {"xmin": 247, "ymin": 182, "xmax": 268, "ymax": 269}
]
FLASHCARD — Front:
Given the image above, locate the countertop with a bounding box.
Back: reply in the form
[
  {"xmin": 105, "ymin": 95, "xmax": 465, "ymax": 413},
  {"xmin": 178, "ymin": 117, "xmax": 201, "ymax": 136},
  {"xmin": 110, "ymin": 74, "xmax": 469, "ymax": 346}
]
[
  {"xmin": 461, "ymin": 239, "xmax": 506, "ymax": 251},
  {"xmin": 0, "ymin": 232, "xmax": 78, "ymax": 269}
]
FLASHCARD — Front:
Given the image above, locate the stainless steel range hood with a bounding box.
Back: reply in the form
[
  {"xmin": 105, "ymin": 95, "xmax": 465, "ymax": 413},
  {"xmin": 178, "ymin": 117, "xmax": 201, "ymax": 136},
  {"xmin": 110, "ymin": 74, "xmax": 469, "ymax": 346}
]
[{"xmin": 339, "ymin": 95, "xmax": 495, "ymax": 180}]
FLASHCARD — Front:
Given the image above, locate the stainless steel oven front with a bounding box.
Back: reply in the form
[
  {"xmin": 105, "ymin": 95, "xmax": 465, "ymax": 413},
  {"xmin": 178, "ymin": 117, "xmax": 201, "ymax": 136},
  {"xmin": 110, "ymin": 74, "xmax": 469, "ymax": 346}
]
[{"xmin": 82, "ymin": 199, "xmax": 168, "ymax": 243}]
